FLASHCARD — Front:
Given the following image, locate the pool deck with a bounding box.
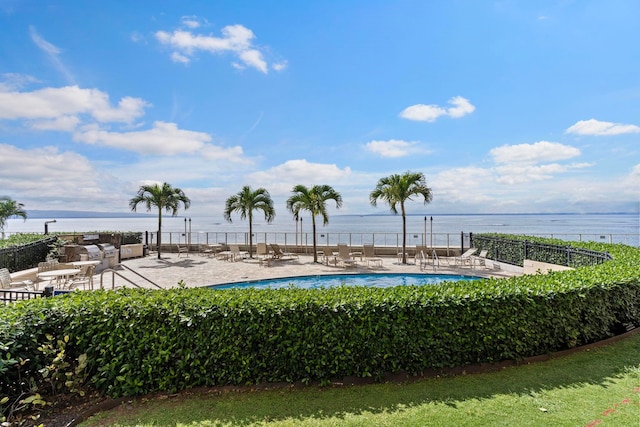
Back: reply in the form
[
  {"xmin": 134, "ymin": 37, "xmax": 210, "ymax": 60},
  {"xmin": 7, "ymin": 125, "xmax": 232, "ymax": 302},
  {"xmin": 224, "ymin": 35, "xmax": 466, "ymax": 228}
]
[{"xmin": 97, "ymin": 251, "xmax": 523, "ymax": 290}]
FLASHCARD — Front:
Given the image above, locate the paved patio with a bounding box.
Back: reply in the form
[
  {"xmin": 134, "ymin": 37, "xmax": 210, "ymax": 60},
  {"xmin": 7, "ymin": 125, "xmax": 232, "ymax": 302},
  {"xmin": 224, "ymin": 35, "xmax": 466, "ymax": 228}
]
[{"xmin": 99, "ymin": 251, "xmax": 523, "ymax": 290}]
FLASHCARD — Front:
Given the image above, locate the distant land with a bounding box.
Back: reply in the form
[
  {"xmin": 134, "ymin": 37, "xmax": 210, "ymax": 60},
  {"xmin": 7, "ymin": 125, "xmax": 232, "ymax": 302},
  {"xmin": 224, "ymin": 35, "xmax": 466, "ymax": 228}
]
[
  {"xmin": 26, "ymin": 210, "xmax": 155, "ymax": 219},
  {"xmin": 23, "ymin": 210, "xmax": 638, "ymax": 219}
]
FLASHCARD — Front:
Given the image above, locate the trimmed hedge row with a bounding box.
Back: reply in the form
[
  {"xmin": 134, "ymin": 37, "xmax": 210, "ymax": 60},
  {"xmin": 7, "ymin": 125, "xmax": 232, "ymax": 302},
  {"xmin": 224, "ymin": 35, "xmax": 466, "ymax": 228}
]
[{"xmin": 1, "ymin": 239, "xmax": 639, "ymax": 399}]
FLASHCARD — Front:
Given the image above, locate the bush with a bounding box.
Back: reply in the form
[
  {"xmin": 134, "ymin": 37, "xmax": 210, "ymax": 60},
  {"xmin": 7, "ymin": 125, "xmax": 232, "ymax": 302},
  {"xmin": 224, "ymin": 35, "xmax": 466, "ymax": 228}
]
[{"xmin": 1, "ymin": 239, "xmax": 639, "ymax": 404}]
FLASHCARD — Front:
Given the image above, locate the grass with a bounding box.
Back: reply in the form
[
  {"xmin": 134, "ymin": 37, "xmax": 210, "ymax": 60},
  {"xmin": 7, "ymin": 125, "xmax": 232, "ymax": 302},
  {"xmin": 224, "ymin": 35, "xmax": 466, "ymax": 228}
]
[{"xmin": 81, "ymin": 333, "xmax": 640, "ymax": 427}]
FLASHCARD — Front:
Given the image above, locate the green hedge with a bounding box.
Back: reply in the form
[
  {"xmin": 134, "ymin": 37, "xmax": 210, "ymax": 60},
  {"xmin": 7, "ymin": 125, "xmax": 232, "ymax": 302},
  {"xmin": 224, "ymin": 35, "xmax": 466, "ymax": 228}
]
[{"xmin": 1, "ymin": 239, "xmax": 639, "ymax": 400}]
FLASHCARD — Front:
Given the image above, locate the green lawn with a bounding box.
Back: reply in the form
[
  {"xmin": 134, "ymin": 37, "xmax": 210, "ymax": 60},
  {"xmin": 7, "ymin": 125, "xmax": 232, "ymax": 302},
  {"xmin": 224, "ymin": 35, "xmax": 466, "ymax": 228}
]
[{"xmin": 82, "ymin": 333, "xmax": 640, "ymax": 427}]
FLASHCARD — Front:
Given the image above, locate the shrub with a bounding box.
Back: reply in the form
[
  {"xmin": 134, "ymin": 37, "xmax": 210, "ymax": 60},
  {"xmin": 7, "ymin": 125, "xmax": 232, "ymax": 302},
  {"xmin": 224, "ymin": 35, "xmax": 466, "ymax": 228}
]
[{"xmin": 1, "ymin": 239, "xmax": 638, "ymax": 405}]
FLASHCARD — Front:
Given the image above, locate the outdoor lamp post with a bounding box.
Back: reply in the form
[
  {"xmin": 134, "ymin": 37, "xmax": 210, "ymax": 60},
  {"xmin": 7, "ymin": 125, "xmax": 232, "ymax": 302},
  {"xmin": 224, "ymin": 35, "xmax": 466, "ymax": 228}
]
[
  {"xmin": 423, "ymin": 216, "xmax": 427, "ymax": 247},
  {"xmin": 44, "ymin": 219, "xmax": 56, "ymax": 235},
  {"xmin": 188, "ymin": 218, "xmax": 191, "ymax": 246},
  {"xmin": 430, "ymin": 216, "xmax": 433, "ymax": 250}
]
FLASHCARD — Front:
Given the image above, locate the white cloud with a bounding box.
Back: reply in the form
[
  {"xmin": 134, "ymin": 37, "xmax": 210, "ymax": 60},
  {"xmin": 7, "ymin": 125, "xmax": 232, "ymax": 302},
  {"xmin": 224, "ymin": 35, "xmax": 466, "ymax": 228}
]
[
  {"xmin": 248, "ymin": 160, "xmax": 353, "ymax": 195},
  {"xmin": 29, "ymin": 26, "xmax": 75, "ymax": 84},
  {"xmin": 272, "ymin": 61, "xmax": 288, "ymax": 71},
  {"xmin": 171, "ymin": 52, "xmax": 190, "ymax": 64},
  {"xmin": 566, "ymin": 118, "xmax": 640, "ymax": 136},
  {"xmin": 364, "ymin": 139, "xmax": 422, "ymax": 158},
  {"xmin": 30, "ymin": 115, "xmax": 81, "ymax": 131},
  {"xmin": 0, "ymin": 144, "xmax": 122, "ymax": 210},
  {"xmin": 495, "ymin": 162, "xmax": 591, "ymax": 184},
  {"xmin": 490, "ymin": 141, "xmax": 581, "ymax": 164},
  {"xmin": 155, "ymin": 23, "xmax": 279, "ymax": 73},
  {"xmin": 446, "ymin": 96, "xmax": 476, "ymax": 118},
  {"xmin": 73, "ymin": 121, "xmax": 211, "ymax": 155},
  {"xmin": 180, "ymin": 16, "xmax": 202, "ymax": 29},
  {"xmin": 200, "ymin": 144, "xmax": 250, "ymax": 163},
  {"xmin": 400, "ymin": 96, "xmax": 475, "ymax": 122},
  {"xmin": 0, "ymin": 85, "xmax": 149, "ymax": 124},
  {"xmin": 0, "ymin": 73, "xmax": 39, "ymax": 91}
]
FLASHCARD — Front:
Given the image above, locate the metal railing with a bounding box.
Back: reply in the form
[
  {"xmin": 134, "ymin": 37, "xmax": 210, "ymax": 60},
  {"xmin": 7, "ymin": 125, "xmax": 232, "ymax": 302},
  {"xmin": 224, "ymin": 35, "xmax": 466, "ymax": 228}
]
[
  {"xmin": 0, "ymin": 237, "xmax": 58, "ymax": 272},
  {"xmin": 470, "ymin": 234, "xmax": 613, "ymax": 268},
  {"xmin": 1, "ymin": 289, "xmax": 45, "ymax": 305},
  {"xmin": 99, "ymin": 264, "xmax": 163, "ymax": 290}
]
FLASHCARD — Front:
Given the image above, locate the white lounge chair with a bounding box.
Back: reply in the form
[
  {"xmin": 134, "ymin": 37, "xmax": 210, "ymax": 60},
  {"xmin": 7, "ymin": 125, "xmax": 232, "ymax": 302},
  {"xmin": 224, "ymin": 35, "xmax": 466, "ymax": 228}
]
[
  {"xmin": 337, "ymin": 244, "xmax": 358, "ymax": 267},
  {"xmin": 363, "ymin": 244, "xmax": 383, "ymax": 268},
  {"xmin": 256, "ymin": 243, "xmax": 272, "ymax": 266},
  {"xmin": 270, "ymin": 244, "xmax": 298, "ymax": 260},
  {"xmin": 455, "ymin": 248, "xmax": 478, "ymax": 267}
]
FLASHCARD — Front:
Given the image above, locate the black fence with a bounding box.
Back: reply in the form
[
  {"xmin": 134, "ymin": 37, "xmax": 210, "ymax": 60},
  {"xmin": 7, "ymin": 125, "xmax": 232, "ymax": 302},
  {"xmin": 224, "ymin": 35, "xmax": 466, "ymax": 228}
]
[
  {"xmin": 0, "ymin": 289, "xmax": 45, "ymax": 305},
  {"xmin": 470, "ymin": 234, "xmax": 613, "ymax": 268},
  {"xmin": 0, "ymin": 236, "xmax": 58, "ymax": 273}
]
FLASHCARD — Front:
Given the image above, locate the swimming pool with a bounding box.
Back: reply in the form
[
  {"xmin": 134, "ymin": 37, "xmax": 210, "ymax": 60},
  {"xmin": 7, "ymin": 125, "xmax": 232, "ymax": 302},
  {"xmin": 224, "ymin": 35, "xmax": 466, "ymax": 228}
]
[{"xmin": 211, "ymin": 273, "xmax": 480, "ymax": 290}]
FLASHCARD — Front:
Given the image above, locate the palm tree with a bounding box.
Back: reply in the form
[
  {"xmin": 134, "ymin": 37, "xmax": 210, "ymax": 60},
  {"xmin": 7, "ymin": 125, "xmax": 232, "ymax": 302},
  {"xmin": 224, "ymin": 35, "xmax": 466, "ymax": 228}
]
[
  {"xmin": 286, "ymin": 184, "xmax": 343, "ymax": 263},
  {"xmin": 0, "ymin": 196, "xmax": 27, "ymax": 239},
  {"xmin": 224, "ymin": 186, "xmax": 275, "ymax": 258},
  {"xmin": 369, "ymin": 171, "xmax": 433, "ymax": 264},
  {"xmin": 129, "ymin": 182, "xmax": 191, "ymax": 259}
]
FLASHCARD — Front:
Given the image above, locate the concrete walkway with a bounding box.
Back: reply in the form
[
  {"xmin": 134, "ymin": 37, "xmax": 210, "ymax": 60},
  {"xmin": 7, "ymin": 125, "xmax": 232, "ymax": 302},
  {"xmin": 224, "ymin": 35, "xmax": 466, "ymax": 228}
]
[{"xmin": 97, "ymin": 251, "xmax": 523, "ymax": 290}]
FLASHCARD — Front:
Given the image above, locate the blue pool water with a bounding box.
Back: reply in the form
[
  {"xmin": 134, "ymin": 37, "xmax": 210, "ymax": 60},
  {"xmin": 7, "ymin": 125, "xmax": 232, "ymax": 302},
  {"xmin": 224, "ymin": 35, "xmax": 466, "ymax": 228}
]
[{"xmin": 211, "ymin": 273, "xmax": 480, "ymax": 290}]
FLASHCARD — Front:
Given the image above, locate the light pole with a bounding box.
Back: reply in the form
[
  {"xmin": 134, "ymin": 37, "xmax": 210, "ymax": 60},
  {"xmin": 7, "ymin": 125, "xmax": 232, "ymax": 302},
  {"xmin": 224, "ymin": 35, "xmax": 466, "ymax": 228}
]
[
  {"xmin": 430, "ymin": 216, "xmax": 433, "ymax": 250},
  {"xmin": 423, "ymin": 216, "xmax": 427, "ymax": 247},
  {"xmin": 44, "ymin": 219, "xmax": 56, "ymax": 235},
  {"xmin": 188, "ymin": 218, "xmax": 192, "ymax": 246},
  {"xmin": 184, "ymin": 218, "xmax": 187, "ymax": 245}
]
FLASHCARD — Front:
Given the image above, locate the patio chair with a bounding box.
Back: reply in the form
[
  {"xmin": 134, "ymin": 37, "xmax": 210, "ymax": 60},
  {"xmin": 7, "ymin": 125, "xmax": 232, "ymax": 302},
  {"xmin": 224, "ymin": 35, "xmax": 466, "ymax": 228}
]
[
  {"xmin": 176, "ymin": 245, "xmax": 189, "ymax": 257},
  {"xmin": 472, "ymin": 250, "xmax": 489, "ymax": 268},
  {"xmin": 337, "ymin": 244, "xmax": 358, "ymax": 267},
  {"xmin": 68, "ymin": 265, "xmax": 96, "ymax": 290},
  {"xmin": 454, "ymin": 248, "xmax": 478, "ymax": 267},
  {"xmin": 270, "ymin": 243, "xmax": 298, "ymax": 260},
  {"xmin": 256, "ymin": 243, "xmax": 272, "ymax": 267},
  {"xmin": 0, "ymin": 268, "xmax": 32, "ymax": 289},
  {"xmin": 319, "ymin": 247, "xmax": 336, "ymax": 265},
  {"xmin": 229, "ymin": 244, "xmax": 249, "ymax": 262},
  {"xmin": 363, "ymin": 244, "xmax": 383, "ymax": 268}
]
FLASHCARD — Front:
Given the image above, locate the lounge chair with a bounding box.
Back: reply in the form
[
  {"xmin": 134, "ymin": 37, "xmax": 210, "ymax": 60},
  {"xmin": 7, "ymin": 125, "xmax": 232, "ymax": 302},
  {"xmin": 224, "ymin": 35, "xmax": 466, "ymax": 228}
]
[
  {"xmin": 270, "ymin": 243, "xmax": 298, "ymax": 260},
  {"xmin": 229, "ymin": 244, "xmax": 249, "ymax": 262},
  {"xmin": 0, "ymin": 268, "xmax": 33, "ymax": 289},
  {"xmin": 337, "ymin": 244, "xmax": 358, "ymax": 267},
  {"xmin": 363, "ymin": 244, "xmax": 383, "ymax": 268},
  {"xmin": 472, "ymin": 250, "xmax": 489, "ymax": 268},
  {"xmin": 455, "ymin": 248, "xmax": 478, "ymax": 267},
  {"xmin": 176, "ymin": 245, "xmax": 189, "ymax": 257},
  {"xmin": 319, "ymin": 247, "xmax": 336, "ymax": 265},
  {"xmin": 256, "ymin": 243, "xmax": 272, "ymax": 267}
]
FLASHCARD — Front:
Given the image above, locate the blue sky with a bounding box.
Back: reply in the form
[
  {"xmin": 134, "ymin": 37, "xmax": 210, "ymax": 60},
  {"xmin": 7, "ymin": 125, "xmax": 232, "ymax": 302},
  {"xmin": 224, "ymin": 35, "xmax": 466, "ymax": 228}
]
[{"xmin": 1, "ymin": 0, "xmax": 639, "ymax": 219}]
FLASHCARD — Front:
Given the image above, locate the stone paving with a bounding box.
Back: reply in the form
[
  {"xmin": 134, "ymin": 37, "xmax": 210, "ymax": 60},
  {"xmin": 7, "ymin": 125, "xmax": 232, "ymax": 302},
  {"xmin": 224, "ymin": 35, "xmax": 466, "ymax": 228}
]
[{"xmin": 99, "ymin": 249, "xmax": 523, "ymax": 290}]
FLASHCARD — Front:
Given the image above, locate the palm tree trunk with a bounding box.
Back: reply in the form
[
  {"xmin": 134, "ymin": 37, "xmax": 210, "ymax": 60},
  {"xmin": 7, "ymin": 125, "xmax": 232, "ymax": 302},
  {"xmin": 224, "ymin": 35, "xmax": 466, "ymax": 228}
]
[
  {"xmin": 401, "ymin": 203, "xmax": 407, "ymax": 264},
  {"xmin": 248, "ymin": 216, "xmax": 254, "ymax": 258},
  {"xmin": 157, "ymin": 210, "xmax": 162, "ymax": 259},
  {"xmin": 312, "ymin": 216, "xmax": 318, "ymax": 263}
]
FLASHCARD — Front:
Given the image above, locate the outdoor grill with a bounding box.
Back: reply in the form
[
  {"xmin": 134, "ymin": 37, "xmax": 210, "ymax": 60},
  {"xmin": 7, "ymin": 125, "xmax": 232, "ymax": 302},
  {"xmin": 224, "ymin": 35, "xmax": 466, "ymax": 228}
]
[
  {"xmin": 97, "ymin": 243, "xmax": 118, "ymax": 268},
  {"xmin": 78, "ymin": 244, "xmax": 102, "ymax": 261}
]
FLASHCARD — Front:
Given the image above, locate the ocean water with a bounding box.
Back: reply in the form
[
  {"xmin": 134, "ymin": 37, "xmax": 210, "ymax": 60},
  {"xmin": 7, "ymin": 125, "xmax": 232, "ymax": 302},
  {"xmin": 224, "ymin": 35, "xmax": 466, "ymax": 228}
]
[{"xmin": 5, "ymin": 213, "xmax": 639, "ymax": 246}]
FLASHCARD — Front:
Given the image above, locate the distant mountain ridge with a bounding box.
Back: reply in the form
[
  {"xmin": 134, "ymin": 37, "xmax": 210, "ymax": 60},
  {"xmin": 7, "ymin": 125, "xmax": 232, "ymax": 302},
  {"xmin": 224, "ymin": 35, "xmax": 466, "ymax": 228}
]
[{"xmin": 26, "ymin": 210, "xmax": 155, "ymax": 219}]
